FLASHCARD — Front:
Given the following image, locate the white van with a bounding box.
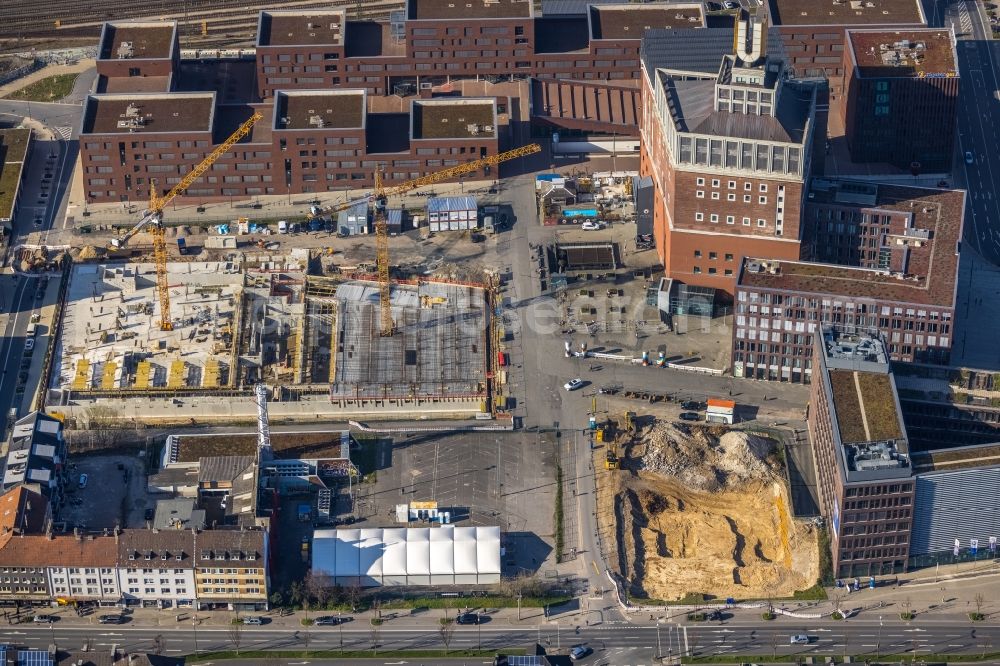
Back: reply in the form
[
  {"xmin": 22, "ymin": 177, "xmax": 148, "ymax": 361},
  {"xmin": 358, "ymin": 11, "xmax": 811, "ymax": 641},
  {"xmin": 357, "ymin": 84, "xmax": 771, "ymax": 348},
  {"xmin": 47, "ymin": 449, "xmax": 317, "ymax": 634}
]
[
  {"xmin": 277, "ymin": 220, "xmax": 288, "ymax": 234},
  {"xmin": 26, "ymin": 323, "xmax": 37, "ymax": 337}
]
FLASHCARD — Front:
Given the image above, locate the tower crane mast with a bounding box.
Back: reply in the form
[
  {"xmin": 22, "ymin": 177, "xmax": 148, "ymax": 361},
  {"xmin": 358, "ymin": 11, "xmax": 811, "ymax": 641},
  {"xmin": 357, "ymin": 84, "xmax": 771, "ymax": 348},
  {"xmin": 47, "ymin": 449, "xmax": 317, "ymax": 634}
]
[
  {"xmin": 111, "ymin": 111, "xmax": 263, "ymax": 331},
  {"xmin": 321, "ymin": 143, "xmax": 541, "ymax": 336}
]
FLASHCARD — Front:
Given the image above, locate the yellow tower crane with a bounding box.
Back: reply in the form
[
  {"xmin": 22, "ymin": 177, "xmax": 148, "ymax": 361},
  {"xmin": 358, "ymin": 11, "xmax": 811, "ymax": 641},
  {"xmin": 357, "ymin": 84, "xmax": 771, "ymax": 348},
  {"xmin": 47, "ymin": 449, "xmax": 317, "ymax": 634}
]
[
  {"xmin": 317, "ymin": 143, "xmax": 541, "ymax": 336},
  {"xmin": 111, "ymin": 111, "xmax": 263, "ymax": 331}
]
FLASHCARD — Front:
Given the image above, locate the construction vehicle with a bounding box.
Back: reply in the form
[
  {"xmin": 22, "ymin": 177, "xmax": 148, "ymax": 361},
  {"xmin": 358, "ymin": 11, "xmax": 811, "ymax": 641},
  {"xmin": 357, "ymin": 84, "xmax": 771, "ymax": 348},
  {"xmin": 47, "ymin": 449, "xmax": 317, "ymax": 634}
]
[
  {"xmin": 624, "ymin": 411, "xmax": 636, "ymax": 433},
  {"xmin": 110, "ymin": 111, "xmax": 263, "ymax": 331},
  {"xmin": 315, "ymin": 143, "xmax": 541, "ymax": 336},
  {"xmin": 605, "ymin": 441, "xmax": 619, "ymax": 470}
]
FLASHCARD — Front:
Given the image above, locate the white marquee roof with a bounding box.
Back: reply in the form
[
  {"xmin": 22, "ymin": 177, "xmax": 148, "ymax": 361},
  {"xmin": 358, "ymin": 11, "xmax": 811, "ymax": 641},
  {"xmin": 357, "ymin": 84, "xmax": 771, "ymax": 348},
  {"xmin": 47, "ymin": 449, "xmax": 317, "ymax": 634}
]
[{"xmin": 312, "ymin": 526, "xmax": 501, "ymax": 580}]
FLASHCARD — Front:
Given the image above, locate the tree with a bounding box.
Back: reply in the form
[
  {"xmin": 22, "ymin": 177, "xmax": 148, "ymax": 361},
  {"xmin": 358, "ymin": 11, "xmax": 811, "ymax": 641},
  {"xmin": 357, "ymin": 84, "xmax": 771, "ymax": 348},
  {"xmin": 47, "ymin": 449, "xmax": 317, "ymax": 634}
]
[
  {"xmin": 901, "ymin": 597, "xmax": 914, "ymax": 621},
  {"xmin": 228, "ymin": 618, "xmax": 243, "ymax": 655},
  {"xmin": 346, "ymin": 583, "xmax": 362, "ymax": 612},
  {"xmin": 974, "ymin": 592, "xmax": 986, "ymax": 620},
  {"xmin": 369, "ymin": 620, "xmax": 381, "ymax": 655},
  {"xmin": 150, "ymin": 634, "xmax": 165, "ymax": 655},
  {"xmin": 439, "ymin": 618, "xmax": 456, "ymax": 655},
  {"xmin": 304, "ymin": 571, "xmax": 332, "ymax": 609},
  {"xmin": 302, "ymin": 600, "xmax": 312, "ymax": 649},
  {"xmin": 289, "ymin": 580, "xmax": 306, "ymax": 607}
]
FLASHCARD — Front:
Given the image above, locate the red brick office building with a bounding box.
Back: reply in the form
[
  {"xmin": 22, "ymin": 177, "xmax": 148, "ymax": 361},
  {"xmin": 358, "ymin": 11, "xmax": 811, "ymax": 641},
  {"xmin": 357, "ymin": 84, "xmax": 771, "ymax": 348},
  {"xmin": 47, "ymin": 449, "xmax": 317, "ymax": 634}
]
[
  {"xmin": 841, "ymin": 28, "xmax": 959, "ymax": 173},
  {"xmin": 732, "ymin": 179, "xmax": 965, "ymax": 383},
  {"xmin": 255, "ymin": 2, "xmax": 706, "ymax": 98},
  {"xmin": 763, "ymin": 0, "xmax": 927, "ymax": 96},
  {"xmin": 81, "ymin": 90, "xmax": 498, "ymax": 203},
  {"xmin": 808, "ymin": 328, "xmax": 915, "ymax": 578},
  {"xmin": 639, "ymin": 9, "xmax": 816, "ymax": 296}
]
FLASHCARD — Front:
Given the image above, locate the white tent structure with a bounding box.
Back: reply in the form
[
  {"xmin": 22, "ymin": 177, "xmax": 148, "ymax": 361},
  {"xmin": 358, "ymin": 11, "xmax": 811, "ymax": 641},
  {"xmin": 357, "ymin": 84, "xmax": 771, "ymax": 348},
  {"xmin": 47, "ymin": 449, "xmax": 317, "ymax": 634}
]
[{"xmin": 311, "ymin": 526, "xmax": 502, "ymax": 587}]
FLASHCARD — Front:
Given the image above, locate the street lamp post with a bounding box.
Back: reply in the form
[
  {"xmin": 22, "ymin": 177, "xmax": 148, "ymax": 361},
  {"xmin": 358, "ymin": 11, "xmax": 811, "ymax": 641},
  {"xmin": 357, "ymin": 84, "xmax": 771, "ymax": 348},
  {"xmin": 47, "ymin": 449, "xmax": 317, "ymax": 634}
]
[
  {"xmin": 656, "ymin": 622, "xmax": 662, "ymax": 660},
  {"xmin": 877, "ymin": 615, "xmax": 882, "ymax": 660}
]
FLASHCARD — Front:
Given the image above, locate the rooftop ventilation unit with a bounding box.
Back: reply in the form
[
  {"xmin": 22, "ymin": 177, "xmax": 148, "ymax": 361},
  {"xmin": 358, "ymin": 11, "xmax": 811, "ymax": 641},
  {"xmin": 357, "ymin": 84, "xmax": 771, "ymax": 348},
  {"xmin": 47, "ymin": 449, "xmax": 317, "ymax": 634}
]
[{"xmin": 117, "ymin": 41, "xmax": 134, "ymax": 59}]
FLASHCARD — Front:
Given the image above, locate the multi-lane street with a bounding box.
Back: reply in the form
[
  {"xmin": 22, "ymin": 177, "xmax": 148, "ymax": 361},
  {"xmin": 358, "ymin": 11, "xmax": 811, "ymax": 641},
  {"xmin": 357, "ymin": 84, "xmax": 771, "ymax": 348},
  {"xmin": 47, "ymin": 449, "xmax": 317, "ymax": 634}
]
[
  {"xmin": 3, "ymin": 619, "xmax": 999, "ymax": 662},
  {"xmin": 947, "ymin": 1, "xmax": 1000, "ymax": 263}
]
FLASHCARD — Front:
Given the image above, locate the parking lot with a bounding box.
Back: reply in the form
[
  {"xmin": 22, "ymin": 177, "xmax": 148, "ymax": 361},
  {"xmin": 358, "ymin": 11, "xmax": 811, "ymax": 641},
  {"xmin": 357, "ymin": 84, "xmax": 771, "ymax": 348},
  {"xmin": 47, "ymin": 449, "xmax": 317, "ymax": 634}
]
[
  {"xmin": 351, "ymin": 431, "xmax": 557, "ymax": 575},
  {"xmin": 57, "ymin": 453, "xmax": 149, "ymax": 531}
]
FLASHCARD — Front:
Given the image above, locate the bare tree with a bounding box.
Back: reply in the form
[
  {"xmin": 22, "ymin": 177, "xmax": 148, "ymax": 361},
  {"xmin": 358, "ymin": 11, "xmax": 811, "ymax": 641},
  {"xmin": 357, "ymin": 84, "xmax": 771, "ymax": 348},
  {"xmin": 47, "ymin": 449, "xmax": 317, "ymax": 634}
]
[
  {"xmin": 228, "ymin": 617, "xmax": 243, "ymax": 655},
  {"xmin": 832, "ymin": 588, "xmax": 844, "ymax": 617},
  {"xmin": 304, "ymin": 571, "xmax": 332, "ymax": 609},
  {"xmin": 369, "ymin": 621, "xmax": 381, "ymax": 655},
  {"xmin": 901, "ymin": 597, "xmax": 913, "ymax": 620},
  {"xmin": 974, "ymin": 592, "xmax": 986, "ymax": 619},
  {"xmin": 439, "ymin": 618, "xmax": 456, "ymax": 655},
  {"xmin": 302, "ymin": 600, "xmax": 311, "ymax": 649},
  {"xmin": 346, "ymin": 584, "xmax": 362, "ymax": 612},
  {"xmin": 150, "ymin": 634, "xmax": 165, "ymax": 655}
]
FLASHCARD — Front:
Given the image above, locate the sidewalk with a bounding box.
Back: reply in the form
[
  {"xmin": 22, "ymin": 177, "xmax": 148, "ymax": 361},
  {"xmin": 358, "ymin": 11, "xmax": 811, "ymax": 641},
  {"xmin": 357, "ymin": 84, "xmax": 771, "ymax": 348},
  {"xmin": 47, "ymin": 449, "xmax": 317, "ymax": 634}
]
[
  {"xmin": 65, "ymin": 177, "xmax": 504, "ymax": 232},
  {"xmin": 19, "ymin": 560, "xmax": 999, "ymax": 631}
]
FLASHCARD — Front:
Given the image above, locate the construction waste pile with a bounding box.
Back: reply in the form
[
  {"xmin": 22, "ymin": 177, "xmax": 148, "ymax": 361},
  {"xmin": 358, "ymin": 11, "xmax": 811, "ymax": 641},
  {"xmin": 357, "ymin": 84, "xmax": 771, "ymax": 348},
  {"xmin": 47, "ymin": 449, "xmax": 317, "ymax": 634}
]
[
  {"xmin": 598, "ymin": 418, "xmax": 819, "ymax": 602},
  {"xmin": 639, "ymin": 423, "xmax": 776, "ymax": 490}
]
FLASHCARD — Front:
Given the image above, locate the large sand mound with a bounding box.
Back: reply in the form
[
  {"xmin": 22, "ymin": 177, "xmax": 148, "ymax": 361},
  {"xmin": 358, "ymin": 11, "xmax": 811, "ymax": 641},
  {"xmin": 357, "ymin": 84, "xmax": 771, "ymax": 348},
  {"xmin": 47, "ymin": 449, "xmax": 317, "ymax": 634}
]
[{"xmin": 601, "ymin": 420, "xmax": 818, "ymax": 601}]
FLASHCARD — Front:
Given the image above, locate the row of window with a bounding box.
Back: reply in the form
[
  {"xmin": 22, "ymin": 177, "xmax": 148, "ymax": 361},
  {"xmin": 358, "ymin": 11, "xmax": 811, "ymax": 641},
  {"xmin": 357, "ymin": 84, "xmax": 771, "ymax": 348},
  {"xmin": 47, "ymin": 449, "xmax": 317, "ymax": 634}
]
[
  {"xmin": 696, "ymin": 191, "xmax": 770, "ymax": 204},
  {"xmin": 692, "ymin": 251, "xmax": 735, "ymax": 260},
  {"xmin": 694, "ymin": 212, "xmax": 771, "ymax": 227},
  {"xmin": 691, "ymin": 266, "xmax": 734, "ymax": 276}
]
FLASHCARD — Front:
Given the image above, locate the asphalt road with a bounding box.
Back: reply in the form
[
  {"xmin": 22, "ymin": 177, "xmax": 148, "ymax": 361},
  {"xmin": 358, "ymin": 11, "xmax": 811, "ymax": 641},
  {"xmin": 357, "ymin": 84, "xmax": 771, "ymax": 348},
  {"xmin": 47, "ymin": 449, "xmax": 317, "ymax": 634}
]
[
  {"xmin": 950, "ymin": 0, "xmax": 1000, "ymax": 264},
  {"xmin": 3, "ymin": 620, "xmax": 999, "ymax": 661},
  {"xmin": 0, "ymin": 101, "xmax": 82, "ymax": 135},
  {"xmin": 0, "ymin": 103, "xmax": 76, "ymax": 425},
  {"xmin": 0, "ymin": 275, "xmax": 34, "ymax": 429}
]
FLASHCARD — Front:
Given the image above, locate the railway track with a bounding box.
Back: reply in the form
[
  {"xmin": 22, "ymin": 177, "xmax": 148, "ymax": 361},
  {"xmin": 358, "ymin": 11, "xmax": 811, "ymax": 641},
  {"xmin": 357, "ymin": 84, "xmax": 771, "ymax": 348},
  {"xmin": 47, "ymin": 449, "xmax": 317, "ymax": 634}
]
[{"xmin": 1, "ymin": 0, "xmax": 405, "ymax": 51}]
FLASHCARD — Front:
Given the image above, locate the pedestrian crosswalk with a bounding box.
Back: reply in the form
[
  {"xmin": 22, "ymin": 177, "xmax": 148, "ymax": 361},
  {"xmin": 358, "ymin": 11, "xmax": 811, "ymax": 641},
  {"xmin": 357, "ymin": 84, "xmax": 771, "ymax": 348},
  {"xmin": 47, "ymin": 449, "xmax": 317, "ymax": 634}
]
[
  {"xmin": 957, "ymin": 2, "xmax": 974, "ymax": 34},
  {"xmin": 53, "ymin": 126, "xmax": 72, "ymax": 141}
]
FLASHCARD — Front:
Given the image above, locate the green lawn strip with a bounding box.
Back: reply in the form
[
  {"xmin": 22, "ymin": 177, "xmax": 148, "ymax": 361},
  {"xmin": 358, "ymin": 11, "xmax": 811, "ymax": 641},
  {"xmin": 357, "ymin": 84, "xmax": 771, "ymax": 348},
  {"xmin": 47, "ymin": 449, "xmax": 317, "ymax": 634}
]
[
  {"xmin": 682, "ymin": 653, "xmax": 1000, "ymax": 664},
  {"xmin": 4, "ymin": 73, "xmax": 79, "ymax": 102},
  {"xmin": 188, "ymin": 648, "xmax": 523, "ymax": 662}
]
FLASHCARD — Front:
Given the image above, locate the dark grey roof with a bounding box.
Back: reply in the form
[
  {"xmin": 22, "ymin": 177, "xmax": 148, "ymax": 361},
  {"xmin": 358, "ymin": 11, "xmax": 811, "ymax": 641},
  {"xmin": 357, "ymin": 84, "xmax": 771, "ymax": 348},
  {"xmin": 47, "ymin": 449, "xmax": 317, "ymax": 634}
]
[
  {"xmin": 661, "ymin": 75, "xmax": 813, "ymax": 143},
  {"xmin": 153, "ymin": 497, "xmax": 207, "ymax": 531},
  {"xmin": 198, "ymin": 455, "xmax": 254, "ymax": 484},
  {"xmin": 641, "ymin": 26, "xmax": 788, "ymax": 77},
  {"xmin": 540, "ymin": 0, "xmax": 627, "ymax": 16}
]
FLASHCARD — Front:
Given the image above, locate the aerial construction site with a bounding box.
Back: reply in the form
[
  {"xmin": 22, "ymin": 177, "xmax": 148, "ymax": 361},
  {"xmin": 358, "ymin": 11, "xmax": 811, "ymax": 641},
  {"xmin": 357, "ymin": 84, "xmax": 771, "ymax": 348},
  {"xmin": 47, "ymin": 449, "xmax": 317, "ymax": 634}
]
[
  {"xmin": 595, "ymin": 414, "xmax": 819, "ymax": 602},
  {"xmin": 49, "ymin": 258, "xmax": 498, "ymax": 425}
]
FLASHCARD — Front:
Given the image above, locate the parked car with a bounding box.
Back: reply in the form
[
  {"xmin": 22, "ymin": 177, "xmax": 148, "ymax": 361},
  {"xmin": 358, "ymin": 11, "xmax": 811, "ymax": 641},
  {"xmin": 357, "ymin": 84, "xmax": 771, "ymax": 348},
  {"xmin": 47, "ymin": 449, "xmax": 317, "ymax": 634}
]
[
  {"xmin": 98, "ymin": 615, "xmax": 126, "ymax": 624},
  {"xmin": 315, "ymin": 616, "xmax": 352, "ymax": 626},
  {"xmin": 78, "ymin": 473, "xmax": 88, "ymax": 489},
  {"xmin": 456, "ymin": 613, "xmax": 481, "ymax": 625},
  {"xmin": 144, "ymin": 508, "xmax": 155, "ymax": 521},
  {"xmin": 563, "ymin": 378, "xmax": 584, "ymax": 391},
  {"xmin": 24, "ymin": 339, "xmax": 34, "ymax": 351},
  {"xmin": 966, "ymin": 151, "xmax": 975, "ymax": 164},
  {"xmin": 680, "ymin": 401, "xmax": 703, "ymax": 410},
  {"xmin": 580, "ymin": 220, "xmax": 602, "ymax": 231},
  {"xmin": 243, "ymin": 616, "xmax": 264, "ymax": 625},
  {"xmin": 570, "ymin": 645, "xmax": 593, "ymax": 661},
  {"xmin": 33, "ymin": 615, "xmax": 57, "ymax": 623},
  {"xmin": 790, "ymin": 634, "xmax": 810, "ymax": 645},
  {"xmin": 678, "ymin": 412, "xmax": 701, "ymax": 422}
]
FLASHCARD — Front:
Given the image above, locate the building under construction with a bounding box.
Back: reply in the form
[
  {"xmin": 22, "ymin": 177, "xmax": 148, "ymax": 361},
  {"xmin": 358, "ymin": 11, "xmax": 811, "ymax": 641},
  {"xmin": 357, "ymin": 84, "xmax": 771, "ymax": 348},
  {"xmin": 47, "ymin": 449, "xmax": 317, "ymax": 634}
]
[{"xmin": 49, "ymin": 259, "xmax": 500, "ymax": 423}]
